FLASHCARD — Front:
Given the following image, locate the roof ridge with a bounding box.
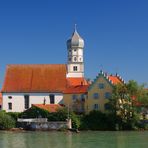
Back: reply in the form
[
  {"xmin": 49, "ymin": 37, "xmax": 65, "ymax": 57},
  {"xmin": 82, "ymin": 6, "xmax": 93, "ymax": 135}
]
[{"xmin": 7, "ymin": 64, "xmax": 66, "ymax": 67}]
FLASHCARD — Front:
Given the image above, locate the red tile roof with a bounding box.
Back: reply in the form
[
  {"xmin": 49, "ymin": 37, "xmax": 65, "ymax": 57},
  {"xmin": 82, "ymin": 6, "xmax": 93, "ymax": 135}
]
[
  {"xmin": 2, "ymin": 64, "xmax": 67, "ymax": 93},
  {"xmin": 131, "ymin": 96, "xmax": 143, "ymax": 106},
  {"xmin": 108, "ymin": 75, "xmax": 122, "ymax": 84},
  {"xmin": 67, "ymin": 77, "xmax": 88, "ymax": 86},
  {"xmin": 64, "ymin": 85, "xmax": 88, "ymax": 94},
  {"xmin": 32, "ymin": 104, "xmax": 64, "ymax": 112}
]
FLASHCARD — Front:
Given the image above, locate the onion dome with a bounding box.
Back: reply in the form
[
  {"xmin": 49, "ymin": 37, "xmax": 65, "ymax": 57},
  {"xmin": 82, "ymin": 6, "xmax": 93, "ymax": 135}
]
[{"xmin": 67, "ymin": 25, "xmax": 84, "ymax": 48}]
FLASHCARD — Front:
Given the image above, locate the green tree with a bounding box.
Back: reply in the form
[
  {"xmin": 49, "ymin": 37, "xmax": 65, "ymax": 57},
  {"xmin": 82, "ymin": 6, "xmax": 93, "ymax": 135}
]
[
  {"xmin": 107, "ymin": 80, "xmax": 147, "ymax": 130},
  {"xmin": 137, "ymin": 88, "xmax": 148, "ymax": 106}
]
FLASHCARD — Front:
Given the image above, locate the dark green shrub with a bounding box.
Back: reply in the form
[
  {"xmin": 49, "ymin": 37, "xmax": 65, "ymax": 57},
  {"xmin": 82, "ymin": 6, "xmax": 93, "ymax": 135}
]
[
  {"xmin": 47, "ymin": 108, "xmax": 68, "ymax": 121},
  {"xmin": 20, "ymin": 106, "xmax": 49, "ymax": 118},
  {"xmin": 80, "ymin": 110, "xmax": 116, "ymax": 130},
  {"xmin": 54, "ymin": 108, "xmax": 68, "ymax": 121},
  {"xmin": 7, "ymin": 112, "xmax": 21, "ymax": 121},
  {"xmin": 0, "ymin": 111, "xmax": 15, "ymax": 129},
  {"xmin": 105, "ymin": 113, "xmax": 116, "ymax": 130}
]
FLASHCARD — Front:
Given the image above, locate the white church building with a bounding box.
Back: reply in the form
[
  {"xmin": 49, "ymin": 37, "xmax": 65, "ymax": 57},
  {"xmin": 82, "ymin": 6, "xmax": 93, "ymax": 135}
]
[{"xmin": 1, "ymin": 27, "xmax": 88, "ymax": 112}]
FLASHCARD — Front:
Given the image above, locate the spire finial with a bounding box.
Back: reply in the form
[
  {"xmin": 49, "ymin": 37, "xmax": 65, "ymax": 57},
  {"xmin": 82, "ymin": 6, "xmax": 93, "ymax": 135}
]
[{"xmin": 74, "ymin": 24, "xmax": 77, "ymax": 32}]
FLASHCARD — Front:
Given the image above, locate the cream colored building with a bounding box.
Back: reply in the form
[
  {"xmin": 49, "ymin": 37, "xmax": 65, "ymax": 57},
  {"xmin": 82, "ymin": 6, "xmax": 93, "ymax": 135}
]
[
  {"xmin": 63, "ymin": 84, "xmax": 88, "ymax": 113},
  {"xmin": 85, "ymin": 71, "xmax": 124, "ymax": 113}
]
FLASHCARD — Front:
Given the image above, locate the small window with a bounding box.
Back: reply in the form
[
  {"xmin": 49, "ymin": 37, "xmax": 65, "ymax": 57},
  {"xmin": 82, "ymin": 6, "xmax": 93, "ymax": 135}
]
[
  {"xmin": 81, "ymin": 94, "xmax": 85, "ymax": 101},
  {"xmin": 98, "ymin": 83, "xmax": 105, "ymax": 89},
  {"xmin": 73, "ymin": 66, "xmax": 77, "ymax": 71},
  {"xmin": 8, "ymin": 96, "xmax": 12, "ymax": 99},
  {"xmin": 8, "ymin": 103, "xmax": 12, "ymax": 110},
  {"xmin": 93, "ymin": 93, "xmax": 99, "ymax": 99},
  {"xmin": 104, "ymin": 103, "xmax": 110, "ymax": 110},
  {"xmin": 72, "ymin": 95, "xmax": 77, "ymax": 101},
  {"xmin": 94, "ymin": 104, "xmax": 99, "ymax": 110},
  {"xmin": 24, "ymin": 95, "xmax": 29, "ymax": 109},
  {"xmin": 49, "ymin": 94, "xmax": 55, "ymax": 104},
  {"xmin": 105, "ymin": 92, "xmax": 111, "ymax": 99},
  {"xmin": 74, "ymin": 49, "xmax": 76, "ymax": 52},
  {"xmin": 81, "ymin": 94, "xmax": 85, "ymax": 99},
  {"xmin": 74, "ymin": 57, "xmax": 77, "ymax": 61}
]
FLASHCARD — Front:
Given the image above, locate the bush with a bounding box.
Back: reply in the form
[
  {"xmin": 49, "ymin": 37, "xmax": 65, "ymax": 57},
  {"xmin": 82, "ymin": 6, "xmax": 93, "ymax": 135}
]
[
  {"xmin": 0, "ymin": 111, "xmax": 16, "ymax": 130},
  {"xmin": 87, "ymin": 111, "xmax": 108, "ymax": 130},
  {"xmin": 6, "ymin": 112, "xmax": 21, "ymax": 121},
  {"xmin": 47, "ymin": 108, "xmax": 68, "ymax": 121},
  {"xmin": 70, "ymin": 112, "xmax": 81, "ymax": 129},
  {"xmin": 20, "ymin": 106, "xmax": 49, "ymax": 118},
  {"xmin": 80, "ymin": 110, "xmax": 116, "ymax": 130},
  {"xmin": 21, "ymin": 107, "xmax": 69, "ymax": 121}
]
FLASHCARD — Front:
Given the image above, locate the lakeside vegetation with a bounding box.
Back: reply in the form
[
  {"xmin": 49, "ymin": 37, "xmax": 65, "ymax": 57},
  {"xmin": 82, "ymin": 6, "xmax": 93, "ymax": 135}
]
[
  {"xmin": 0, "ymin": 108, "xmax": 147, "ymax": 131},
  {"xmin": 0, "ymin": 80, "xmax": 147, "ymax": 131}
]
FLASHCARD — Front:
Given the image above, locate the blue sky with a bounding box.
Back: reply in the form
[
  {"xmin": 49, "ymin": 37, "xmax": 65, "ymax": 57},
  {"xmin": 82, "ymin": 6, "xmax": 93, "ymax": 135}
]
[{"xmin": 0, "ymin": 0, "xmax": 148, "ymax": 86}]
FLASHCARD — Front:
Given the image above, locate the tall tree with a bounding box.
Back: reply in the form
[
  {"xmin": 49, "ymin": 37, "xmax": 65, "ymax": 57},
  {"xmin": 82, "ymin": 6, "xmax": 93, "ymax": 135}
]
[{"xmin": 108, "ymin": 80, "xmax": 148, "ymax": 129}]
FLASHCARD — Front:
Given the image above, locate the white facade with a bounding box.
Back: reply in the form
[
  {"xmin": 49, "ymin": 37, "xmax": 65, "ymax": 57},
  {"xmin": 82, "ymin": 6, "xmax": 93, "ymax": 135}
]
[
  {"xmin": 2, "ymin": 93, "xmax": 63, "ymax": 112},
  {"xmin": 66, "ymin": 27, "xmax": 84, "ymax": 78}
]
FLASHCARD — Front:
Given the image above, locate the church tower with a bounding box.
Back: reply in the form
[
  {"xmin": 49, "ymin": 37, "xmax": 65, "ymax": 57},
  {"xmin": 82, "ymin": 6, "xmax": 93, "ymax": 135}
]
[{"xmin": 67, "ymin": 26, "xmax": 84, "ymax": 78}]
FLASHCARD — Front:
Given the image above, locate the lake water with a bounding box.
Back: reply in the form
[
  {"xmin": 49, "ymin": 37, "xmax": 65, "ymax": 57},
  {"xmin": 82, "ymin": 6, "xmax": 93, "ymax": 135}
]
[{"xmin": 0, "ymin": 131, "xmax": 147, "ymax": 148}]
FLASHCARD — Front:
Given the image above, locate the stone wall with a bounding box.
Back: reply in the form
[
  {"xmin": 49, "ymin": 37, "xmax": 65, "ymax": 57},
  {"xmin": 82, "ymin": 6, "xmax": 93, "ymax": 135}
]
[{"xmin": 18, "ymin": 118, "xmax": 72, "ymax": 130}]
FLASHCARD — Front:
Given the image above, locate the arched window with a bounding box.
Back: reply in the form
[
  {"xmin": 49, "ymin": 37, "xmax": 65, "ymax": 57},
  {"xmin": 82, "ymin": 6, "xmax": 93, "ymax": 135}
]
[{"xmin": 74, "ymin": 57, "xmax": 77, "ymax": 61}]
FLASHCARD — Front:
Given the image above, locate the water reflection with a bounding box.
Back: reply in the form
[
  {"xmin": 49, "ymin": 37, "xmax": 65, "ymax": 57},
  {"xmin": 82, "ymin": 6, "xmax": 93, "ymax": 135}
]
[{"xmin": 0, "ymin": 131, "xmax": 147, "ymax": 148}]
